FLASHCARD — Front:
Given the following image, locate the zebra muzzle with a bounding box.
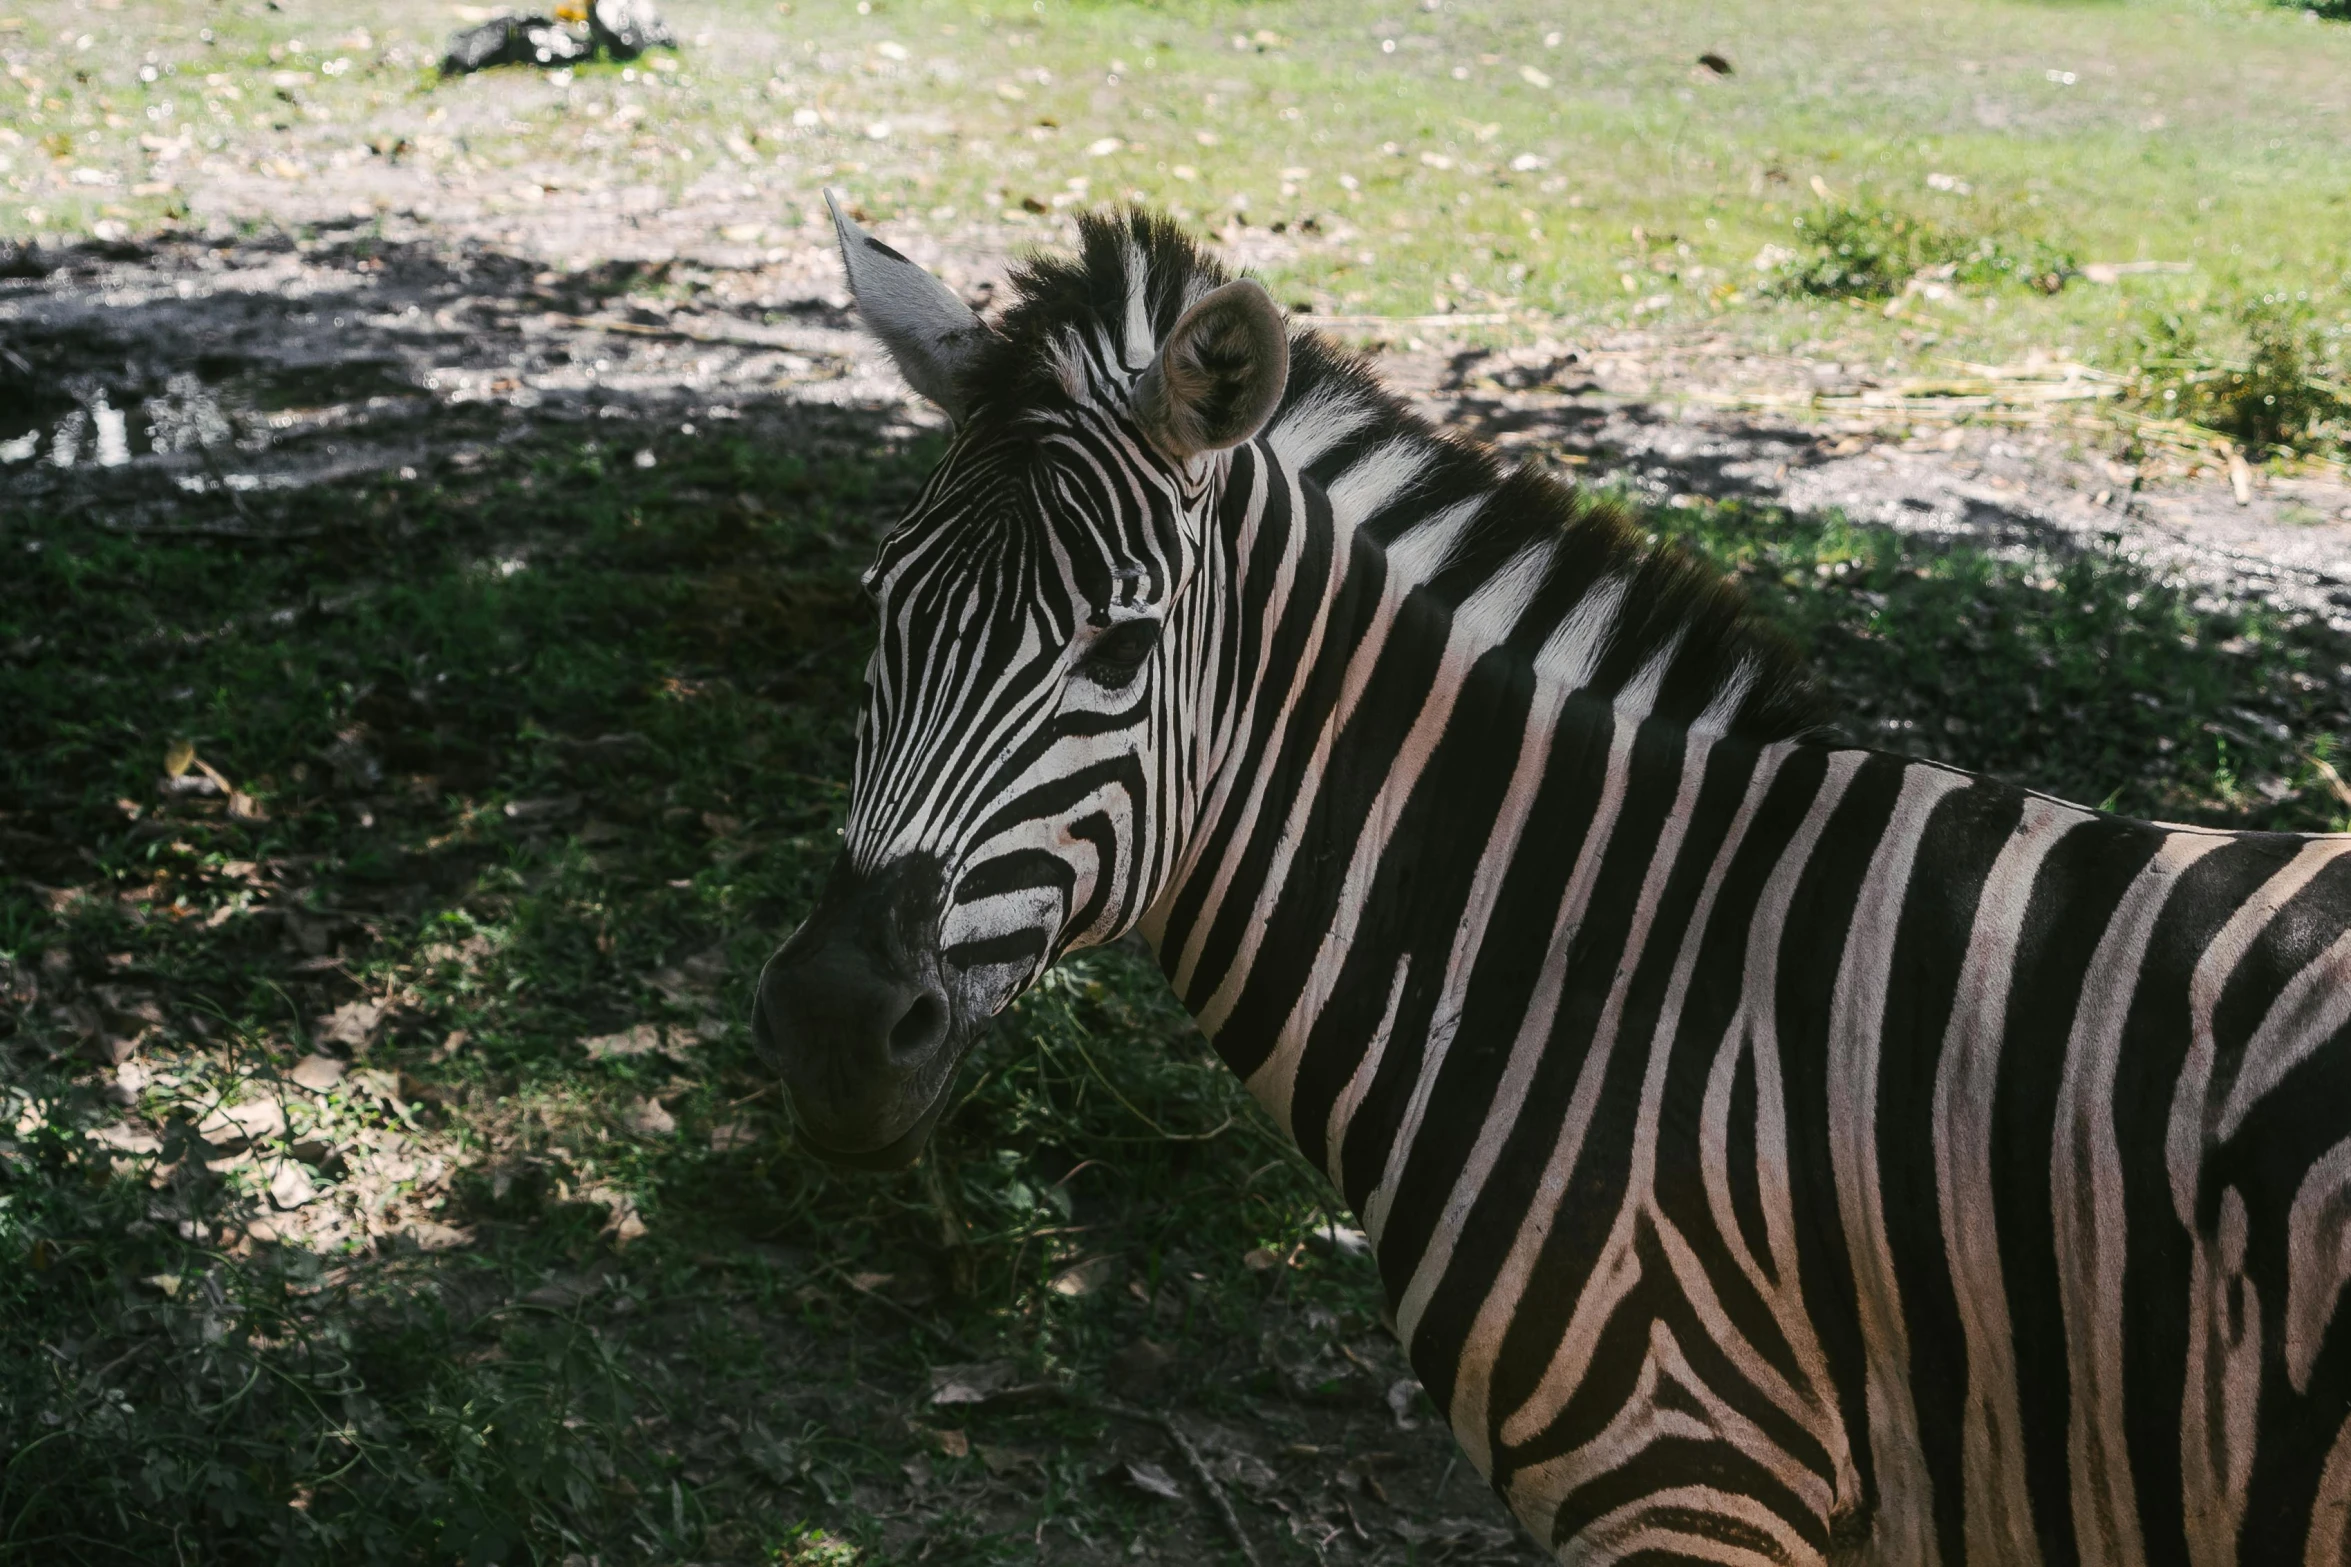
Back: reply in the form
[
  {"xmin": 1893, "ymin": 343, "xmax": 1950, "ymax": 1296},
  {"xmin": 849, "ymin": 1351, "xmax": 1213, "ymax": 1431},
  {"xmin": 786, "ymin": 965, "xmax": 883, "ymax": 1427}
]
[{"xmin": 753, "ymin": 852, "xmax": 964, "ymax": 1169}]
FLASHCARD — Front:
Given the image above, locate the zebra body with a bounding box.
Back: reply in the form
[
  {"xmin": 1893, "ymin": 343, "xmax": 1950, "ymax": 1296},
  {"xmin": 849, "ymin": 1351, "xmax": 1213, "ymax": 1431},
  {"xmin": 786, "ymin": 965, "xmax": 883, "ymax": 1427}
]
[{"xmin": 756, "ymin": 203, "xmax": 2351, "ymax": 1565}]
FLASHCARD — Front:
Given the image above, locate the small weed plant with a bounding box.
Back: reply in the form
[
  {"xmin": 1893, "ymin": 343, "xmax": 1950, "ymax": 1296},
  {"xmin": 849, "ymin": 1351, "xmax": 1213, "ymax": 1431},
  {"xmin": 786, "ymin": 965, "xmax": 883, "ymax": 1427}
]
[
  {"xmin": 1768, "ymin": 201, "xmax": 2077, "ymax": 302},
  {"xmin": 2130, "ymin": 293, "xmax": 2351, "ymax": 455}
]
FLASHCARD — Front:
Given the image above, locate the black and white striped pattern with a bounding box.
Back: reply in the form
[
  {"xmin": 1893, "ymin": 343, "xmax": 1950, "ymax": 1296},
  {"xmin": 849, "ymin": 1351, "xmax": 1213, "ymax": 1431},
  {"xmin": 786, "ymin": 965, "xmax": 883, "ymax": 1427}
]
[{"xmin": 836, "ymin": 211, "xmax": 2351, "ymax": 1564}]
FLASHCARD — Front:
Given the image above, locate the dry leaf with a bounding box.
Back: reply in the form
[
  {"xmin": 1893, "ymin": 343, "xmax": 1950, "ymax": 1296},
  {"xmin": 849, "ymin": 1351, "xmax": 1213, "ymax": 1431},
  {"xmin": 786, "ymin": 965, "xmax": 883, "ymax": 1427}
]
[
  {"xmin": 198, "ymin": 1098, "xmax": 285, "ymax": 1150},
  {"xmin": 1242, "ymin": 1246, "xmax": 1280, "ymax": 1272},
  {"xmin": 91, "ymin": 1122, "xmax": 162, "ymax": 1156},
  {"xmin": 522, "ymin": 1271, "xmax": 607, "ymax": 1309},
  {"xmin": 163, "ymin": 739, "xmax": 195, "ymax": 778},
  {"xmin": 268, "ymin": 1160, "xmax": 317, "ymax": 1210},
  {"xmin": 1048, "ymin": 1254, "xmax": 1121, "ymax": 1297},
  {"xmin": 928, "ymin": 1360, "xmax": 1020, "ymax": 1406},
  {"xmin": 1386, "ymin": 1376, "xmax": 1426, "ymax": 1430},
  {"xmin": 287, "ymin": 1053, "xmax": 345, "ymax": 1092},
  {"xmin": 315, "ymin": 998, "xmax": 386, "ymax": 1050},
  {"xmin": 405, "ymin": 1220, "xmax": 472, "ymax": 1251},
  {"xmin": 1122, "ymin": 1460, "xmax": 1183, "ymax": 1501},
  {"xmin": 582, "ymin": 1023, "xmax": 663, "ymax": 1060},
  {"xmin": 917, "ymin": 1425, "xmax": 970, "ymax": 1458},
  {"xmin": 977, "ymin": 1444, "xmax": 1039, "ymax": 1476},
  {"xmin": 1108, "ymin": 1336, "xmax": 1173, "ymax": 1393},
  {"xmin": 621, "ymin": 1096, "xmax": 675, "ymax": 1137}
]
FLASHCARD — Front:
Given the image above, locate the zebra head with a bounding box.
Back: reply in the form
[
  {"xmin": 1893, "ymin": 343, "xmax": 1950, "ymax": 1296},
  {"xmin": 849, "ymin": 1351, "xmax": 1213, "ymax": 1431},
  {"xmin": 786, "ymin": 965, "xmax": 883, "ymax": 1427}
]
[{"xmin": 754, "ymin": 199, "xmax": 1288, "ymax": 1168}]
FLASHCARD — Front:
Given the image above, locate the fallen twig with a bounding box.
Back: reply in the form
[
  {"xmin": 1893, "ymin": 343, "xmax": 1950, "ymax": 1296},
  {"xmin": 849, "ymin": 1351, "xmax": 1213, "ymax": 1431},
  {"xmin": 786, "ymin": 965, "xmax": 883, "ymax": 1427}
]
[{"xmin": 1097, "ymin": 1397, "xmax": 1265, "ymax": 1567}]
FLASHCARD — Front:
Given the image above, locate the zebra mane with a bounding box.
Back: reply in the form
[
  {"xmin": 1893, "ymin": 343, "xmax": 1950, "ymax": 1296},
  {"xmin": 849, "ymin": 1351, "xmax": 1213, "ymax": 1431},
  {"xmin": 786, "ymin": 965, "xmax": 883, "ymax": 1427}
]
[{"xmin": 967, "ymin": 210, "xmax": 1826, "ymax": 746}]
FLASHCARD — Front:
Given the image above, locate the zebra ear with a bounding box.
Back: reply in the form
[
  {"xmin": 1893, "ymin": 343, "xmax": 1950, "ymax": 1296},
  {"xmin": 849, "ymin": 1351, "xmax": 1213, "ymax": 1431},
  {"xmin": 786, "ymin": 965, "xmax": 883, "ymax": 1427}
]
[
  {"xmin": 1132, "ymin": 279, "xmax": 1290, "ymax": 463},
  {"xmin": 826, "ymin": 190, "xmax": 995, "ymax": 423}
]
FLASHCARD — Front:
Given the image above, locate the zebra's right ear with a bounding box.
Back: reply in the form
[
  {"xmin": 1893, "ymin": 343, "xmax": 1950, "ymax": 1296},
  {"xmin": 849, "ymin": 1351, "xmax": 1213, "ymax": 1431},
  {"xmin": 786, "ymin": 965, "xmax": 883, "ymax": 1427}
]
[
  {"xmin": 1132, "ymin": 279, "xmax": 1290, "ymax": 463},
  {"xmin": 826, "ymin": 190, "xmax": 995, "ymax": 423}
]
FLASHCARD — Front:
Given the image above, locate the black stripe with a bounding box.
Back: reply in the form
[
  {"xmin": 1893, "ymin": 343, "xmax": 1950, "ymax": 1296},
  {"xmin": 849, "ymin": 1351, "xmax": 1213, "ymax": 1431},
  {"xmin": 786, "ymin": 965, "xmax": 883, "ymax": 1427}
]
[{"xmin": 1994, "ymin": 812, "xmax": 2161, "ymax": 1565}]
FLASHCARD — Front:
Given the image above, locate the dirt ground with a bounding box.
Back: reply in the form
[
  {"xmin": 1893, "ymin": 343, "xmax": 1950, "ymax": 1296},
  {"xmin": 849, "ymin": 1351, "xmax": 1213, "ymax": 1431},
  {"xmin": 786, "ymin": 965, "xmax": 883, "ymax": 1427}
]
[{"xmin": 13, "ymin": 180, "xmax": 2347, "ymax": 621}]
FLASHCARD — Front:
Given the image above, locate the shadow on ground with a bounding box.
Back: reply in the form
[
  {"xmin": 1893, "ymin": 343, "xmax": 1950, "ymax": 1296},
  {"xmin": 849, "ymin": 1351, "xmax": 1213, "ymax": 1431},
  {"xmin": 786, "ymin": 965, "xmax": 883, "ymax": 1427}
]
[
  {"xmin": 1, "ymin": 230, "xmax": 1537, "ymax": 1567},
  {"xmin": 7, "ymin": 231, "xmax": 2351, "ymax": 1566}
]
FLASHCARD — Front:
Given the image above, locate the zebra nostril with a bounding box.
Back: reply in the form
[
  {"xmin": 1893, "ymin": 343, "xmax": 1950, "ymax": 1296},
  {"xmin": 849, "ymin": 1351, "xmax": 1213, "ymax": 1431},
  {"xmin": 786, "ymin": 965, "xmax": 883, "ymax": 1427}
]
[{"xmin": 888, "ymin": 990, "xmax": 949, "ymax": 1061}]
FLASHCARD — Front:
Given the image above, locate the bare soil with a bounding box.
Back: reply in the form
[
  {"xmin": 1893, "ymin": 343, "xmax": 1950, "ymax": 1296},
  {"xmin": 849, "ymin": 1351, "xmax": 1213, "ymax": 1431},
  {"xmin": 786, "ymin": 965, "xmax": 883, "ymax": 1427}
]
[{"xmin": 13, "ymin": 197, "xmax": 2345, "ymax": 624}]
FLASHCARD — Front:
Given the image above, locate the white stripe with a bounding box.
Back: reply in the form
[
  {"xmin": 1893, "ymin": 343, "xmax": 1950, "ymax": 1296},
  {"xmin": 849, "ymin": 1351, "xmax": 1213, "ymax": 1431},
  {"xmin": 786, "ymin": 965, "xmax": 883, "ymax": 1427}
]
[
  {"xmin": 1266, "ymin": 382, "xmax": 1377, "ymax": 470},
  {"xmin": 1324, "ymin": 956, "xmax": 1411, "ymax": 1190},
  {"xmin": 1449, "ymin": 727, "xmax": 1714, "ymax": 1474},
  {"xmin": 1828, "ymin": 761, "xmax": 1971, "ymax": 1567},
  {"xmin": 1615, "ymin": 629, "xmax": 1684, "ymax": 721},
  {"xmin": 1325, "ymin": 435, "xmax": 1435, "ymax": 527},
  {"xmin": 1395, "ymin": 712, "xmax": 1638, "ymax": 1433},
  {"xmin": 1497, "ymin": 743, "xmax": 1791, "ymax": 1459},
  {"xmin": 1455, "ymin": 542, "xmax": 1552, "ymax": 645},
  {"xmin": 1119, "ymin": 235, "xmax": 1153, "ymax": 371},
  {"xmin": 1935, "ymin": 795, "xmax": 2086, "ymax": 1567},
  {"xmin": 1534, "ymin": 575, "xmax": 1627, "ymax": 692},
  {"xmin": 1383, "ymin": 493, "xmax": 1484, "ymax": 586},
  {"xmin": 2215, "ymin": 923, "xmax": 2351, "ymax": 1141},
  {"xmin": 2169, "ymin": 840, "xmax": 2347, "ymax": 1226},
  {"xmin": 1692, "ymin": 655, "xmax": 1758, "ymax": 739},
  {"xmin": 2286, "ymin": 1137, "xmax": 2351, "ymax": 1395}
]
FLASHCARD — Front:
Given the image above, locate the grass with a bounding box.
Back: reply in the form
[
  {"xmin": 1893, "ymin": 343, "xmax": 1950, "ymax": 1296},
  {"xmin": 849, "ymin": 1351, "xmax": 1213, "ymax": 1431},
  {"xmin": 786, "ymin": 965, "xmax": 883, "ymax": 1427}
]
[
  {"xmin": 7, "ymin": 317, "xmax": 2351, "ymax": 1560},
  {"xmin": 7, "ymin": 0, "xmax": 2351, "ymax": 1559},
  {"xmin": 2126, "ymin": 293, "xmax": 2351, "ymax": 455},
  {"xmin": 4, "ymin": 407, "xmax": 1398, "ymax": 1562},
  {"xmin": 3, "ymin": 0, "xmax": 2350, "ymax": 410}
]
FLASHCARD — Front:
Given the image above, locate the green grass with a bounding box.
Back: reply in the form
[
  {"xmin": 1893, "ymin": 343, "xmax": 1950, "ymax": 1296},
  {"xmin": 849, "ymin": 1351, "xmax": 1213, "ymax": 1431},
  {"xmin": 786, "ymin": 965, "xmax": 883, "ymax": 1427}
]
[
  {"xmin": 3, "ymin": 0, "xmax": 2350, "ymax": 398},
  {"xmin": 0, "ymin": 410, "xmax": 1400, "ymax": 1563},
  {"xmin": 7, "ymin": 362, "xmax": 2351, "ymax": 1560},
  {"xmin": 8, "ymin": 1, "xmax": 2351, "ymax": 1558}
]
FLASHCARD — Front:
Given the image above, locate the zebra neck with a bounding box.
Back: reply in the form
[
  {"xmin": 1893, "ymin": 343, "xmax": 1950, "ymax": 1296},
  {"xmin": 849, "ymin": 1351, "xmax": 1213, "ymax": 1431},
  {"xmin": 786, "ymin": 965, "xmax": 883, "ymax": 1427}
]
[{"xmin": 1144, "ymin": 418, "xmax": 1721, "ymax": 1125}]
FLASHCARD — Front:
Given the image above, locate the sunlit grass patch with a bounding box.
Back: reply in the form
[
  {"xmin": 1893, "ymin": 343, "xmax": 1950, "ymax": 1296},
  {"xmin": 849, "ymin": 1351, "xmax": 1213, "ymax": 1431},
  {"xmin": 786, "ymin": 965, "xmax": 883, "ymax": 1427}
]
[{"xmin": 1762, "ymin": 200, "xmax": 2077, "ymax": 303}]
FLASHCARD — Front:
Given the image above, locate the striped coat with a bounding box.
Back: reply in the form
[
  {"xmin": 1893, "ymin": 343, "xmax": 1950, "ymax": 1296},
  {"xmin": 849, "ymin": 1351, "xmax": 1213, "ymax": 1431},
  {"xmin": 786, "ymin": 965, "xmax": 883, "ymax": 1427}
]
[{"xmin": 758, "ymin": 204, "xmax": 2351, "ymax": 1565}]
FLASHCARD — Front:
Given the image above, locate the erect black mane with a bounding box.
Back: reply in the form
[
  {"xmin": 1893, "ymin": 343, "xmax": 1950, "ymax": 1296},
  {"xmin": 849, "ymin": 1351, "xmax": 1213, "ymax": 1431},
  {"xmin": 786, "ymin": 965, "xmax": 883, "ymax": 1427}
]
[{"xmin": 960, "ymin": 209, "xmax": 1826, "ymax": 746}]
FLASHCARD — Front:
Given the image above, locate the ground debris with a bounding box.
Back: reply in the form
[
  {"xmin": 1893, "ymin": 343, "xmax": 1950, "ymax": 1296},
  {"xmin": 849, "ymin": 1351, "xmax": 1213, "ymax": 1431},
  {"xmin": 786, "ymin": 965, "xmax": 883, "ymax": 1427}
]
[{"xmin": 440, "ymin": 0, "xmax": 674, "ymax": 76}]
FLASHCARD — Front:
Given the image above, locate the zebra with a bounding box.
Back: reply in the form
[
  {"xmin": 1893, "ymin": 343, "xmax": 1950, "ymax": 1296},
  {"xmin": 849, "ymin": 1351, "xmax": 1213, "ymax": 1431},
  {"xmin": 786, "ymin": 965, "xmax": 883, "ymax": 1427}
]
[{"xmin": 752, "ymin": 197, "xmax": 2351, "ymax": 1566}]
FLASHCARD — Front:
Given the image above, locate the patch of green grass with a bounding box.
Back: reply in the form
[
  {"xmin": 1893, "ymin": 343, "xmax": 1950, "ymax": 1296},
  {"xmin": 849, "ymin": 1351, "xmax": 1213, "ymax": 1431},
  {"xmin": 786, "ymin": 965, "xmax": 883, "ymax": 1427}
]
[
  {"xmin": 1, "ymin": 406, "xmax": 1394, "ymax": 1564},
  {"xmin": 1765, "ymin": 201, "xmax": 2076, "ymax": 302},
  {"xmin": 2128, "ymin": 293, "xmax": 2351, "ymax": 456},
  {"xmin": 4, "ymin": 0, "xmax": 2349, "ymax": 374},
  {"xmin": 9, "ymin": 381, "xmax": 2351, "ymax": 1561}
]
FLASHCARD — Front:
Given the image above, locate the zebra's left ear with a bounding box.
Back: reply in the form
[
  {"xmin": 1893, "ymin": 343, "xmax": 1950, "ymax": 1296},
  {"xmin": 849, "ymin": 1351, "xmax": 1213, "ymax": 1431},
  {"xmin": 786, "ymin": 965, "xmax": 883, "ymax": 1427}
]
[
  {"xmin": 826, "ymin": 190, "xmax": 997, "ymax": 423},
  {"xmin": 1132, "ymin": 279, "xmax": 1290, "ymax": 463}
]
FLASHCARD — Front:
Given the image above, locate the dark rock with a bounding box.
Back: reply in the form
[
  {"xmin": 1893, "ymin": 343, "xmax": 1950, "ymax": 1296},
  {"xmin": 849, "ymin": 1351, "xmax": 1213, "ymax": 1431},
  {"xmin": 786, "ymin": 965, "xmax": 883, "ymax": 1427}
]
[
  {"xmin": 440, "ymin": 15, "xmax": 590, "ymax": 76},
  {"xmin": 590, "ymin": 0, "xmax": 676, "ymax": 60}
]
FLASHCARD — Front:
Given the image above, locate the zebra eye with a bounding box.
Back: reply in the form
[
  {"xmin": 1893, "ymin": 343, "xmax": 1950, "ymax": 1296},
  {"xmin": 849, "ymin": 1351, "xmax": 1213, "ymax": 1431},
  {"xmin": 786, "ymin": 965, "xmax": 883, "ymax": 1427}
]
[{"xmin": 1078, "ymin": 619, "xmax": 1161, "ymax": 686}]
